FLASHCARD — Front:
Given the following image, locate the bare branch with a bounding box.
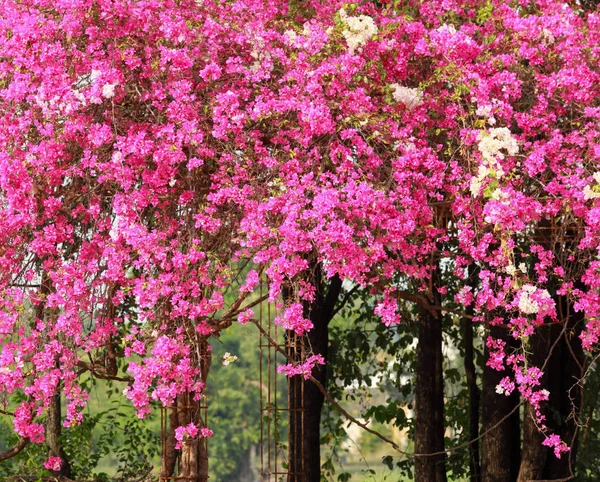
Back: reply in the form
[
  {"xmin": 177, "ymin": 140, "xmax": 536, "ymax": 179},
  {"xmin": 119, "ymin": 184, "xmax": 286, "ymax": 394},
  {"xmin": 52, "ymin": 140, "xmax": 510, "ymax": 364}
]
[
  {"xmin": 331, "ymin": 284, "xmax": 359, "ymax": 318},
  {"xmin": 0, "ymin": 437, "xmax": 28, "ymax": 462},
  {"xmin": 76, "ymin": 360, "xmax": 133, "ymax": 383}
]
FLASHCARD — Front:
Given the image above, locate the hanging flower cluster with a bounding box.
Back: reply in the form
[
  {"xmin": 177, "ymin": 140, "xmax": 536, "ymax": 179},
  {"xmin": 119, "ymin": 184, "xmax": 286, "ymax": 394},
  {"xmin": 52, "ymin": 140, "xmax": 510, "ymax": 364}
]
[{"xmin": 174, "ymin": 423, "xmax": 213, "ymax": 449}]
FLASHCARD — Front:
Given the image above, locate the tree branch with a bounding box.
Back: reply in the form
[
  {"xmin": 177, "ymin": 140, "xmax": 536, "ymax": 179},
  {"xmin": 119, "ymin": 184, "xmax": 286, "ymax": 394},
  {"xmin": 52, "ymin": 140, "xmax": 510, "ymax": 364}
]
[
  {"xmin": 323, "ymin": 274, "xmax": 343, "ymax": 315},
  {"xmin": 0, "ymin": 437, "xmax": 28, "ymax": 462},
  {"xmin": 331, "ymin": 284, "xmax": 359, "ymax": 319},
  {"xmin": 76, "ymin": 361, "xmax": 133, "ymax": 383}
]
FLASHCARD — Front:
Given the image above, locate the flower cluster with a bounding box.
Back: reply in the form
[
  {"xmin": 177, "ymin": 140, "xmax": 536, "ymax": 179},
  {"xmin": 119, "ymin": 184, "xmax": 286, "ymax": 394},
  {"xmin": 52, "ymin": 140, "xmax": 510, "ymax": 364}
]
[
  {"xmin": 543, "ymin": 434, "xmax": 570, "ymax": 459},
  {"xmin": 478, "ymin": 128, "xmax": 519, "ymax": 166},
  {"xmin": 43, "ymin": 456, "xmax": 62, "ymax": 472},
  {"xmin": 274, "ymin": 303, "xmax": 313, "ymax": 335},
  {"xmin": 277, "ymin": 355, "xmax": 325, "ymax": 379},
  {"xmin": 222, "ymin": 352, "xmax": 238, "ymax": 366},
  {"xmin": 338, "ymin": 8, "xmax": 378, "ymax": 54},
  {"xmin": 374, "ymin": 293, "xmax": 401, "ymax": 327},
  {"xmin": 517, "ymin": 285, "xmax": 554, "ymax": 317},
  {"xmin": 583, "ymin": 172, "xmax": 600, "ymax": 200},
  {"xmin": 173, "ymin": 423, "xmax": 213, "ymax": 449},
  {"xmin": 390, "ymin": 84, "xmax": 423, "ymax": 110},
  {"xmin": 175, "ymin": 423, "xmax": 200, "ymax": 449},
  {"xmin": 470, "ymin": 128, "xmax": 520, "ymax": 197}
]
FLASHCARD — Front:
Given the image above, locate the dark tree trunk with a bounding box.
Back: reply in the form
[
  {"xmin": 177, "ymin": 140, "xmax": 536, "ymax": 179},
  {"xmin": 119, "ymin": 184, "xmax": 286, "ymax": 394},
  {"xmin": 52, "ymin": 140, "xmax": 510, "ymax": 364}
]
[
  {"xmin": 481, "ymin": 325, "xmax": 521, "ymax": 482},
  {"xmin": 518, "ymin": 403, "xmax": 548, "ymax": 482},
  {"xmin": 462, "ymin": 312, "xmax": 481, "ymax": 482},
  {"xmin": 542, "ymin": 293, "xmax": 584, "ymax": 480},
  {"xmin": 288, "ymin": 332, "xmax": 308, "ymax": 482},
  {"xmin": 414, "ymin": 267, "xmax": 447, "ymax": 482},
  {"xmin": 287, "ymin": 271, "xmax": 342, "ymax": 482},
  {"xmin": 46, "ymin": 393, "xmax": 72, "ymax": 477},
  {"xmin": 517, "ymin": 328, "xmax": 550, "ymax": 482}
]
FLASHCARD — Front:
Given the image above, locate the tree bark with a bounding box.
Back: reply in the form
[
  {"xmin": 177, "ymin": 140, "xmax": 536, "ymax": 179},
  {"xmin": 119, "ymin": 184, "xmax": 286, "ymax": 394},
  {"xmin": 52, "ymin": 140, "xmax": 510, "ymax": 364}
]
[
  {"xmin": 517, "ymin": 328, "xmax": 550, "ymax": 482},
  {"xmin": 174, "ymin": 395, "xmax": 210, "ymax": 481},
  {"xmin": 542, "ymin": 293, "xmax": 584, "ymax": 480},
  {"xmin": 0, "ymin": 438, "xmax": 28, "ymax": 462},
  {"xmin": 414, "ymin": 266, "xmax": 447, "ymax": 482},
  {"xmin": 161, "ymin": 405, "xmax": 179, "ymax": 479},
  {"xmin": 37, "ymin": 272, "xmax": 71, "ymax": 477},
  {"xmin": 462, "ymin": 311, "xmax": 481, "ymax": 482},
  {"xmin": 518, "ymin": 403, "xmax": 548, "ymax": 482},
  {"xmin": 161, "ymin": 339, "xmax": 211, "ymax": 481},
  {"xmin": 197, "ymin": 346, "xmax": 211, "ymax": 480},
  {"xmin": 46, "ymin": 393, "xmax": 72, "ymax": 477},
  {"xmin": 481, "ymin": 325, "xmax": 521, "ymax": 482},
  {"xmin": 177, "ymin": 394, "xmax": 192, "ymax": 480},
  {"xmin": 288, "ymin": 343, "xmax": 305, "ymax": 482},
  {"xmin": 287, "ymin": 271, "xmax": 342, "ymax": 482}
]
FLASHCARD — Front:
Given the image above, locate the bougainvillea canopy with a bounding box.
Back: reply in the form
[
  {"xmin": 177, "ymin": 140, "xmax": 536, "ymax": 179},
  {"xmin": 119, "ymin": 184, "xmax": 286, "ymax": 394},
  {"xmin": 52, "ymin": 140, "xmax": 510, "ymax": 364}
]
[{"xmin": 0, "ymin": 0, "xmax": 599, "ymax": 459}]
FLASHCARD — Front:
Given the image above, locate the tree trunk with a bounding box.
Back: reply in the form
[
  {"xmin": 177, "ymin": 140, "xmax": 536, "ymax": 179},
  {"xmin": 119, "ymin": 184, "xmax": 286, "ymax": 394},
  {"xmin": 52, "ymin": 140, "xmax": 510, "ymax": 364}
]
[
  {"xmin": 161, "ymin": 340, "xmax": 211, "ymax": 481},
  {"xmin": 518, "ymin": 403, "xmax": 548, "ymax": 482},
  {"xmin": 542, "ymin": 293, "xmax": 584, "ymax": 480},
  {"xmin": 174, "ymin": 395, "xmax": 210, "ymax": 481},
  {"xmin": 37, "ymin": 272, "xmax": 71, "ymax": 477},
  {"xmin": 287, "ymin": 272, "xmax": 342, "ymax": 482},
  {"xmin": 517, "ymin": 328, "xmax": 550, "ymax": 482},
  {"xmin": 161, "ymin": 405, "xmax": 179, "ymax": 479},
  {"xmin": 414, "ymin": 266, "xmax": 447, "ymax": 482},
  {"xmin": 197, "ymin": 345, "xmax": 211, "ymax": 481},
  {"xmin": 176, "ymin": 394, "xmax": 190, "ymax": 479},
  {"xmin": 46, "ymin": 393, "xmax": 72, "ymax": 477},
  {"xmin": 481, "ymin": 325, "xmax": 520, "ymax": 482},
  {"xmin": 462, "ymin": 311, "xmax": 481, "ymax": 482},
  {"xmin": 288, "ymin": 339, "xmax": 306, "ymax": 482}
]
